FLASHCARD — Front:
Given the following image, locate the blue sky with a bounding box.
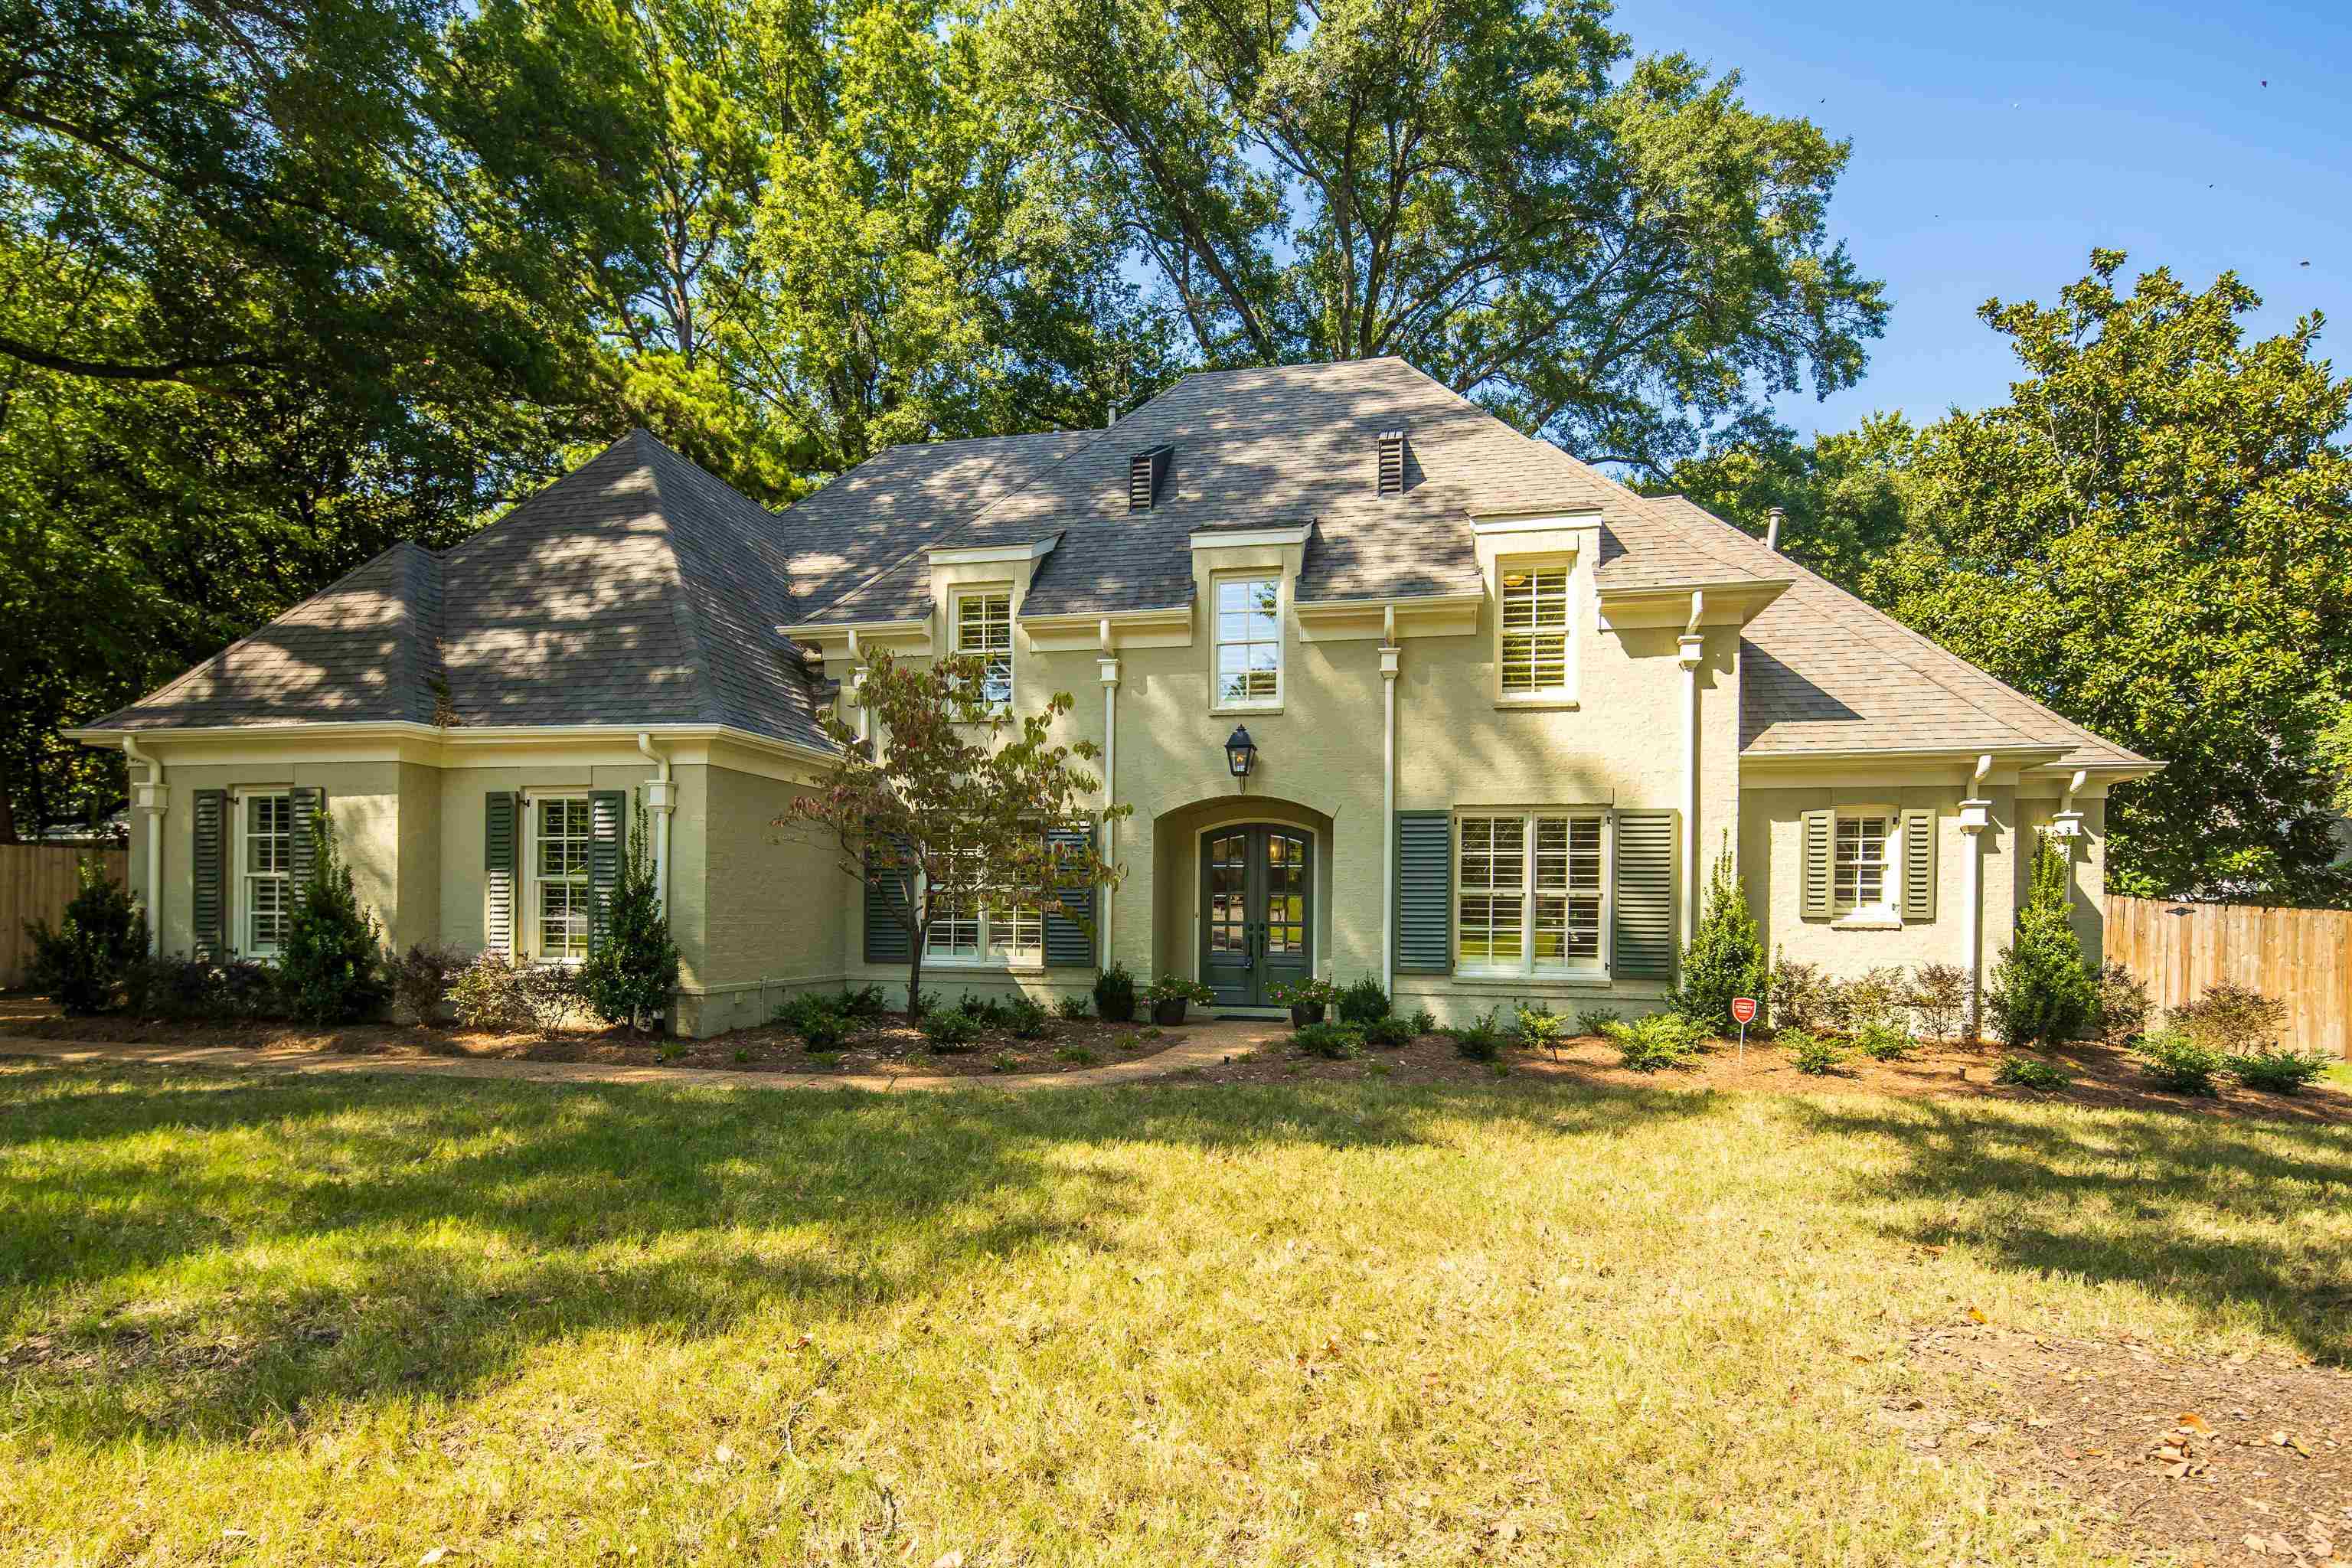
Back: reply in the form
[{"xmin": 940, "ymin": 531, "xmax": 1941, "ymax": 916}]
[{"xmin": 1629, "ymin": 0, "xmax": 2352, "ymax": 436}]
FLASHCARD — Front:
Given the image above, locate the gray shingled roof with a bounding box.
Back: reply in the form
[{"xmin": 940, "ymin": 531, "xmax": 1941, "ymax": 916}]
[{"xmin": 86, "ymin": 361, "xmax": 2148, "ymax": 773}]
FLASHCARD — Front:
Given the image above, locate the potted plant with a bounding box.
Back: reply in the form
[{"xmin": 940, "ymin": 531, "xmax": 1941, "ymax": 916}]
[
  {"xmin": 1144, "ymin": 974, "xmax": 1213, "ymax": 1026},
  {"xmin": 1269, "ymin": 976, "xmax": 1340, "ymax": 1026}
]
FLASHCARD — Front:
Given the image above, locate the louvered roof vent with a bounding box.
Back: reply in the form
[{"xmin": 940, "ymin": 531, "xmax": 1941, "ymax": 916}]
[
  {"xmin": 1377, "ymin": 429, "xmax": 1406, "ymax": 497},
  {"xmin": 1129, "ymin": 445, "xmax": 1172, "ymax": 511}
]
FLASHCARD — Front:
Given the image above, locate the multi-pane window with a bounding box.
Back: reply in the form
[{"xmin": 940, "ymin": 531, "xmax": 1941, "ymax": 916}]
[
  {"xmin": 925, "ymin": 847, "xmax": 1040, "ymax": 964},
  {"xmin": 956, "ymin": 590, "xmax": 1014, "ymax": 712},
  {"xmin": 1498, "ymin": 563, "xmax": 1571, "ymax": 696},
  {"xmin": 242, "ymin": 792, "xmax": 292, "ymax": 956},
  {"xmin": 537, "ymin": 796, "xmax": 593, "ymax": 959},
  {"xmin": 1834, "ymin": 814, "xmax": 1890, "ymax": 914},
  {"xmin": 1458, "ymin": 812, "xmax": 1604, "ymax": 972},
  {"xmin": 1214, "ymin": 576, "xmax": 1281, "ymax": 704}
]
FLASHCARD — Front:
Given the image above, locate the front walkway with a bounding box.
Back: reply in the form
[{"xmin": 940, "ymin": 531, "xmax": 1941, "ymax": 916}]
[{"xmin": 0, "ymin": 1019, "xmax": 1289, "ymax": 1094}]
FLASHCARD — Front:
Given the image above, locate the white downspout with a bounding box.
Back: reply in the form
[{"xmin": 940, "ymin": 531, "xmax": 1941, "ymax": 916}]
[
  {"xmin": 1098, "ymin": 617, "xmax": 1120, "ymax": 969},
  {"xmin": 635, "ymin": 732, "xmax": 674, "ymax": 916},
  {"xmin": 1960, "ymin": 752, "xmax": 1994, "ymax": 1039},
  {"xmin": 1380, "ymin": 604, "xmax": 1401, "ymax": 997},
  {"xmin": 122, "ymin": 737, "xmax": 164, "ymax": 953},
  {"xmin": 1676, "ymin": 592, "xmax": 1706, "ymax": 948}
]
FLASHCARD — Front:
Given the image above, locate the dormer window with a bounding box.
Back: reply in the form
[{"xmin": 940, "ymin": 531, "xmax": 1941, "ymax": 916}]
[
  {"xmin": 1498, "ymin": 562, "xmax": 1571, "ymax": 697},
  {"xmin": 1377, "ymin": 430, "xmax": 1406, "ymax": 497},
  {"xmin": 1129, "ymin": 445, "xmax": 1171, "ymax": 511}
]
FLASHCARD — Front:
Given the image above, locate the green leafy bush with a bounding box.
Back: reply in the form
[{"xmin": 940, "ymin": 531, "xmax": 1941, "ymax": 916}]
[
  {"xmin": 1446, "ymin": 1006, "xmax": 1511, "ymax": 1061},
  {"xmin": 955, "ymin": 992, "xmax": 1011, "ymax": 1026},
  {"xmin": 1840, "ymin": 966, "xmax": 1909, "ymax": 1033},
  {"xmin": 1005, "ymin": 995, "xmax": 1052, "ymax": 1039},
  {"xmin": 1908, "ymin": 963, "xmax": 1969, "ymax": 1041},
  {"xmin": 278, "ymin": 814, "xmax": 387, "ymax": 1025},
  {"xmin": 1055, "ymin": 994, "xmax": 1091, "ymax": 1020},
  {"xmin": 2226, "ymin": 1048, "xmax": 2331, "ymax": 1094},
  {"xmin": 2171, "ymin": 983, "xmax": 2287, "ymax": 1054},
  {"xmin": 1093, "ymin": 962, "xmax": 1138, "ymax": 1022},
  {"xmin": 1362, "ymin": 1015, "xmax": 1414, "ymax": 1049},
  {"xmin": 920, "ymin": 1008, "xmax": 985, "ymax": 1050},
  {"xmin": 1573, "ymin": 1005, "xmax": 1621, "ymax": 1037},
  {"xmin": 2132, "ymin": 1027, "xmax": 2225, "ymax": 1094},
  {"xmin": 1671, "ymin": 844, "xmax": 1768, "ymax": 1031},
  {"xmin": 24, "ymin": 858, "xmax": 146, "ymax": 1014},
  {"xmin": 1767, "ymin": 954, "xmax": 1831, "ymax": 1031},
  {"xmin": 581, "ymin": 803, "xmax": 679, "ymax": 1031},
  {"xmin": 124, "ymin": 956, "xmax": 279, "ymax": 1021},
  {"xmin": 1336, "ymin": 975, "xmax": 1390, "ymax": 1024},
  {"xmin": 1292, "ymin": 1022, "xmax": 1365, "ymax": 1060},
  {"xmin": 991, "ymin": 1052, "xmax": 1019, "ymax": 1073},
  {"xmin": 1056, "ymin": 1044, "xmax": 1099, "ymax": 1066},
  {"xmin": 1854, "ymin": 1021, "xmax": 1913, "ymax": 1061},
  {"xmin": 834, "ymin": 984, "xmax": 888, "ymax": 1018},
  {"xmin": 2092, "ymin": 962, "xmax": 2151, "ymax": 1043},
  {"xmin": 1601, "ymin": 1012, "xmax": 1707, "ymax": 1072},
  {"xmin": 1781, "ymin": 1029, "xmax": 1845, "ymax": 1075},
  {"xmin": 1986, "ymin": 836, "xmax": 2097, "ymax": 1047},
  {"xmin": 389, "ymin": 942, "xmax": 469, "ymax": 1025},
  {"xmin": 447, "ymin": 953, "xmax": 583, "ymax": 1037},
  {"xmin": 1409, "ymin": 1007, "xmax": 1437, "ymax": 1035},
  {"xmin": 776, "ymin": 993, "xmax": 850, "ymax": 1049},
  {"xmin": 1994, "ymin": 1054, "xmax": 2071, "ymax": 1090}
]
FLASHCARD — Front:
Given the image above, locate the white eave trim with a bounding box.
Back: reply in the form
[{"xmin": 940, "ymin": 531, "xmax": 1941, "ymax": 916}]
[
  {"xmin": 928, "ymin": 532, "xmax": 1062, "ymax": 567},
  {"xmin": 62, "ymin": 720, "xmax": 839, "ymax": 766},
  {"xmin": 1469, "ymin": 509, "xmax": 1603, "ymax": 536},
  {"xmin": 781, "ymin": 616, "xmax": 927, "ymax": 640},
  {"xmin": 1018, "ymin": 603, "xmax": 1191, "ymax": 629},
  {"xmin": 1189, "ymin": 524, "xmax": 1311, "ymax": 550}
]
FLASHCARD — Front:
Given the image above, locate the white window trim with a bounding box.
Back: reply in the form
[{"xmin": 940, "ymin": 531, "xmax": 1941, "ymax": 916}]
[
  {"xmin": 1831, "ymin": 805, "xmax": 1904, "ymax": 929},
  {"xmin": 920, "ymin": 856, "xmax": 1044, "ymax": 969},
  {"xmin": 234, "ymin": 787, "xmax": 292, "ymax": 959},
  {"xmin": 1209, "ymin": 569, "xmax": 1285, "ymax": 714},
  {"xmin": 1493, "ymin": 551, "xmax": 1579, "ymax": 708},
  {"xmin": 1452, "ymin": 808, "xmax": 1612, "ymax": 978},
  {"xmin": 950, "ymin": 584, "xmax": 1015, "ymax": 714},
  {"xmin": 524, "ymin": 791, "xmax": 594, "ymax": 963}
]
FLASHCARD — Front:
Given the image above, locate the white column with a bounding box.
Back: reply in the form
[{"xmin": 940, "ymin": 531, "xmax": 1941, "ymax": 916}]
[
  {"xmin": 1380, "ymin": 636, "xmax": 1401, "ymax": 996},
  {"xmin": 1959, "ymin": 797, "xmax": 1991, "ymax": 1037},
  {"xmin": 129, "ymin": 753, "xmax": 166, "ymax": 955},
  {"xmin": 1099, "ymin": 651, "xmax": 1121, "ymax": 968},
  {"xmin": 1676, "ymin": 629, "xmax": 1705, "ymax": 947}
]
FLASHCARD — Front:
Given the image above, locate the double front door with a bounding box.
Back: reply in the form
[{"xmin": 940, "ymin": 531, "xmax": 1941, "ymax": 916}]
[{"xmin": 1200, "ymin": 825, "xmax": 1312, "ymax": 1008}]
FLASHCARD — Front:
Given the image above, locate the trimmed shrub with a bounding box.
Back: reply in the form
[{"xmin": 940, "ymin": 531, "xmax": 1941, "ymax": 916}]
[
  {"xmin": 123, "ymin": 955, "xmax": 279, "ymax": 1022},
  {"xmin": 1985, "ymin": 836, "xmax": 2096, "ymax": 1047},
  {"xmin": 449, "ymin": 952, "xmax": 528, "ymax": 1031},
  {"xmin": 278, "ymin": 813, "xmax": 387, "ymax": 1025},
  {"xmin": 1767, "ymin": 954, "xmax": 1831, "ymax": 1032},
  {"xmin": 1292, "ymin": 1022, "xmax": 1365, "ymax": 1060},
  {"xmin": 1005, "ymin": 995, "xmax": 1052, "ymax": 1040},
  {"xmin": 389, "ymin": 942, "xmax": 470, "ymax": 1025},
  {"xmin": 1781, "ymin": 1029, "xmax": 1845, "ymax": 1075},
  {"xmin": 1601, "ymin": 1012, "xmax": 1707, "ymax": 1072},
  {"xmin": 582, "ymin": 802, "xmax": 680, "ymax": 1031},
  {"xmin": 1093, "ymin": 962, "xmax": 1138, "ymax": 1023},
  {"xmin": 1362, "ymin": 1015, "xmax": 1414, "ymax": 1049},
  {"xmin": 1055, "ymin": 994, "xmax": 1091, "ymax": 1021},
  {"xmin": 1446, "ymin": 1007, "xmax": 1511, "ymax": 1062},
  {"xmin": 1573, "ymin": 1005, "xmax": 1621, "ymax": 1038},
  {"xmin": 1515, "ymin": 1002, "xmax": 1570, "ymax": 1056},
  {"xmin": 1841, "ymin": 967, "xmax": 1909, "ymax": 1033},
  {"xmin": 920, "ymin": 1008, "xmax": 985, "ymax": 1050},
  {"xmin": 23, "ymin": 858, "xmax": 145, "ymax": 1014},
  {"xmin": 1409, "ymin": 1007, "xmax": 1437, "ymax": 1036},
  {"xmin": 776, "ymin": 993, "xmax": 850, "ymax": 1049},
  {"xmin": 2171, "ymin": 982, "xmax": 2288, "ymax": 1055},
  {"xmin": 835, "ymin": 984, "xmax": 888, "ymax": 1019},
  {"xmin": 1336, "ymin": 975, "xmax": 1390, "ymax": 1025},
  {"xmin": 1855, "ymin": 1021, "xmax": 1913, "ymax": 1061},
  {"xmin": 955, "ymin": 992, "xmax": 1013, "ymax": 1027},
  {"xmin": 1908, "ymin": 963, "xmax": 1969, "ymax": 1041},
  {"xmin": 1056, "ymin": 1044, "xmax": 1099, "ymax": 1066},
  {"xmin": 2227, "ymin": 1049, "xmax": 2331, "ymax": 1094},
  {"xmin": 516, "ymin": 962, "xmax": 587, "ymax": 1037},
  {"xmin": 1994, "ymin": 1054, "xmax": 2071, "ymax": 1090},
  {"xmin": 1671, "ymin": 844, "xmax": 1768, "ymax": 1031},
  {"xmin": 2092, "ymin": 962, "xmax": 2151, "ymax": 1044},
  {"xmin": 2132, "ymin": 1027, "xmax": 2225, "ymax": 1095}
]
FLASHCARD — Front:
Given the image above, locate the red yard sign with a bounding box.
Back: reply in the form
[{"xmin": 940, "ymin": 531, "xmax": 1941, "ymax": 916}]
[{"xmin": 1730, "ymin": 997, "xmax": 1759, "ymax": 1025}]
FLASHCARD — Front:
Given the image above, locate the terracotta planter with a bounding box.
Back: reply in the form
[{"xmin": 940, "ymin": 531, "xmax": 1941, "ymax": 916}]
[
  {"xmin": 1151, "ymin": 998, "xmax": 1190, "ymax": 1027},
  {"xmin": 1289, "ymin": 1001, "xmax": 1325, "ymax": 1026}
]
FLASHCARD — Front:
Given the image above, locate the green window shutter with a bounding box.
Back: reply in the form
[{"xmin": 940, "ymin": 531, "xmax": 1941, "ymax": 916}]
[
  {"xmin": 1800, "ymin": 808, "xmax": 1834, "ymax": 921},
  {"xmin": 1042, "ymin": 822, "xmax": 1097, "ymax": 968},
  {"xmin": 287, "ymin": 786, "xmax": 324, "ymax": 897},
  {"xmin": 192, "ymin": 788, "xmax": 227, "ymax": 956},
  {"xmin": 1611, "ymin": 809, "xmax": 1677, "ymax": 982},
  {"xmin": 1393, "ymin": 811, "xmax": 1452, "ymax": 975},
  {"xmin": 588, "ymin": 789, "xmax": 626, "ymax": 952},
  {"xmin": 864, "ymin": 838, "xmax": 913, "ymax": 964},
  {"xmin": 1901, "ymin": 808, "xmax": 1937, "ymax": 922},
  {"xmin": 485, "ymin": 791, "xmax": 518, "ymax": 954}
]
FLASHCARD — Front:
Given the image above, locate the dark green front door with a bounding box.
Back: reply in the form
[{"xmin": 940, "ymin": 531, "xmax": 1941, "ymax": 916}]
[{"xmin": 1200, "ymin": 826, "xmax": 1313, "ymax": 1008}]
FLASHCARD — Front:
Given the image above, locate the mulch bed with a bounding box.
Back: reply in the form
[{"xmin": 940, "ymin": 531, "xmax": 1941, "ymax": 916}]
[
  {"xmin": 1895, "ymin": 1318, "xmax": 2351, "ymax": 1564},
  {"xmin": 0, "ymin": 1004, "xmax": 1178, "ymax": 1078},
  {"xmin": 1172, "ymin": 1028, "xmax": 2352, "ymax": 1125}
]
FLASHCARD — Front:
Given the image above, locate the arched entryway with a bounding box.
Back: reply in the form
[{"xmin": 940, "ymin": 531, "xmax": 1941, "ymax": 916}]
[{"xmin": 1151, "ymin": 795, "xmax": 1335, "ymax": 1011}]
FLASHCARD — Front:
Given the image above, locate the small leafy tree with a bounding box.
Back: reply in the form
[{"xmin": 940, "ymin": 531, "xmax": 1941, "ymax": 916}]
[
  {"xmin": 1985, "ymin": 835, "xmax": 2097, "ymax": 1047},
  {"xmin": 23, "ymin": 858, "xmax": 146, "ymax": 1014},
  {"xmin": 1671, "ymin": 843, "xmax": 1768, "ymax": 1031},
  {"xmin": 279, "ymin": 813, "xmax": 389, "ymax": 1024},
  {"xmin": 787, "ymin": 650, "xmax": 1130, "ymax": 1015},
  {"xmin": 583, "ymin": 801, "xmax": 681, "ymax": 1031}
]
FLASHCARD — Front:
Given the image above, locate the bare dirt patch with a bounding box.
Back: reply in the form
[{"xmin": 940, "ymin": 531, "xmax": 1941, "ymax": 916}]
[{"xmin": 1900, "ymin": 1318, "xmax": 2352, "ymax": 1564}]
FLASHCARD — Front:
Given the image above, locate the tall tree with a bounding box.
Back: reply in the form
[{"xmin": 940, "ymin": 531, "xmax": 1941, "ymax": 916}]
[
  {"xmin": 1647, "ymin": 412, "xmax": 1916, "ymax": 591},
  {"xmin": 993, "ymin": 0, "xmax": 1886, "ymax": 473},
  {"xmin": 1868, "ymin": 253, "xmax": 2352, "ymax": 905}
]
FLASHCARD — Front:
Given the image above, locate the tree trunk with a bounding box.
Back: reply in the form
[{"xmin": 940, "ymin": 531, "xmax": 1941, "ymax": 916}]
[{"xmin": 906, "ymin": 939, "xmax": 925, "ymax": 1018}]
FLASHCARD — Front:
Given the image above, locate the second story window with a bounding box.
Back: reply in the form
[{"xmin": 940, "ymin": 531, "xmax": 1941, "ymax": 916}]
[
  {"xmin": 1498, "ymin": 562, "xmax": 1571, "ymax": 697},
  {"xmin": 1214, "ymin": 575, "xmax": 1281, "ymax": 706},
  {"xmin": 955, "ymin": 589, "xmax": 1013, "ymax": 712}
]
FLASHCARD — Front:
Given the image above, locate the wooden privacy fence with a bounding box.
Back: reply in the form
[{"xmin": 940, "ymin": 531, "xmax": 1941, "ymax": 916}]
[
  {"xmin": 0, "ymin": 844, "xmax": 129, "ymax": 989},
  {"xmin": 2102, "ymin": 894, "xmax": 2352, "ymax": 1060}
]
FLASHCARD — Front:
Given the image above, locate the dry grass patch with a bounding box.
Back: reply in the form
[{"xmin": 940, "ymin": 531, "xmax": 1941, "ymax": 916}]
[{"xmin": 1, "ymin": 1060, "xmax": 2344, "ymax": 1565}]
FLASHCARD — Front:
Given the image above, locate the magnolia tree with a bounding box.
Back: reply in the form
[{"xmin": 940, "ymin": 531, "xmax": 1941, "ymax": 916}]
[{"xmin": 786, "ymin": 651, "xmax": 1129, "ymax": 1014}]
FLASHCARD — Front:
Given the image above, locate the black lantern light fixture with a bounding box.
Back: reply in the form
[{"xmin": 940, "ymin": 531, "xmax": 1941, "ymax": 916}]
[{"xmin": 1223, "ymin": 724, "xmax": 1258, "ymax": 789}]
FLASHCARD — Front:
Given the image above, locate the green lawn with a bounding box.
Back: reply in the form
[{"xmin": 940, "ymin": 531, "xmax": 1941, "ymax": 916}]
[{"xmin": 2, "ymin": 1061, "xmax": 2344, "ymax": 1566}]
